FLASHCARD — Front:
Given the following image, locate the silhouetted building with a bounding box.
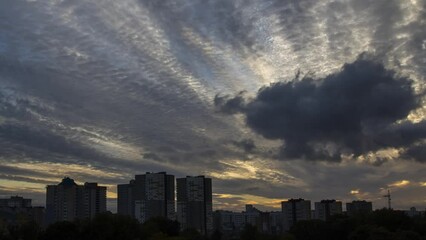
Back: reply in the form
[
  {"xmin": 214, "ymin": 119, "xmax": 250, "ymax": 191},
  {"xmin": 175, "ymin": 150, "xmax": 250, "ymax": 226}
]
[
  {"xmin": 0, "ymin": 196, "xmax": 45, "ymax": 227},
  {"xmin": 213, "ymin": 206, "xmax": 283, "ymax": 237},
  {"xmin": 404, "ymin": 207, "xmax": 423, "ymax": 218},
  {"xmin": 269, "ymin": 211, "xmax": 284, "ymax": 235},
  {"xmin": 117, "ymin": 180, "xmax": 135, "ymax": 216},
  {"xmin": 314, "ymin": 200, "xmax": 342, "ymax": 221},
  {"xmin": 282, "ymin": 198, "xmax": 311, "ymax": 231},
  {"xmin": 213, "ymin": 208, "xmax": 257, "ymax": 239},
  {"xmin": 346, "ymin": 200, "xmax": 373, "ymax": 216},
  {"xmin": 213, "ymin": 210, "xmax": 235, "ymax": 238},
  {"xmin": 46, "ymin": 177, "xmax": 106, "ymax": 224},
  {"xmin": 82, "ymin": 182, "xmax": 107, "ymax": 219},
  {"xmin": 119, "ymin": 172, "xmax": 175, "ymax": 223},
  {"xmin": 244, "ymin": 204, "xmax": 261, "ymax": 227},
  {"xmin": 177, "ymin": 176, "xmax": 213, "ymax": 235},
  {"xmin": 0, "ymin": 196, "xmax": 32, "ymax": 208},
  {"xmin": 176, "ymin": 176, "xmax": 213, "ymax": 235}
]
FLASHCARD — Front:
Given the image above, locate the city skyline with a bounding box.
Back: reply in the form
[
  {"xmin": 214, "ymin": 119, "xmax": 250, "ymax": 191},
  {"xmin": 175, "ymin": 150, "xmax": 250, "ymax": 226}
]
[
  {"xmin": 1, "ymin": 193, "xmax": 423, "ymax": 239},
  {"xmin": 0, "ymin": 176, "xmax": 416, "ymax": 213},
  {"xmin": 1, "ymin": 0, "xmax": 426, "ymax": 213}
]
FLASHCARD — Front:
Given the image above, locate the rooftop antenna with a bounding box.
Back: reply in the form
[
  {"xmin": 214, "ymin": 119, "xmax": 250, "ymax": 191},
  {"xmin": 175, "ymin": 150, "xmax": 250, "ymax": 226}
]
[{"xmin": 383, "ymin": 189, "xmax": 392, "ymax": 209}]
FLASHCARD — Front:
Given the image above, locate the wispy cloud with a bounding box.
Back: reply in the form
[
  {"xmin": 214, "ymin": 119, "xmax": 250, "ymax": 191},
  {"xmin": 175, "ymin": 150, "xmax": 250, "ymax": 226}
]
[{"xmin": 0, "ymin": 0, "xmax": 425, "ymax": 210}]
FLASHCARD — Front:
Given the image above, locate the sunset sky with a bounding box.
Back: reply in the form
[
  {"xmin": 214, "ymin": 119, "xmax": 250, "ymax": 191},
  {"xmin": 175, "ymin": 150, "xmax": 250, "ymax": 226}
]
[{"xmin": 0, "ymin": 0, "xmax": 425, "ymax": 212}]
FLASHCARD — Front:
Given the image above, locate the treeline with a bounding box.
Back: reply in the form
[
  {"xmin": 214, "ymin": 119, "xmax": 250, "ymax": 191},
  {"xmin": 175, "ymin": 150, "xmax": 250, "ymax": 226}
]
[
  {"xmin": 0, "ymin": 213, "xmax": 214, "ymax": 240},
  {"xmin": 1, "ymin": 209, "xmax": 426, "ymax": 240},
  {"xmin": 242, "ymin": 209, "xmax": 426, "ymax": 240}
]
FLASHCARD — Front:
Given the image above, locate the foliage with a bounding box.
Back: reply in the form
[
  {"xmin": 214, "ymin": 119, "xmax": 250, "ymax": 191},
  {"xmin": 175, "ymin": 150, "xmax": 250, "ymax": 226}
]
[
  {"xmin": 240, "ymin": 224, "xmax": 259, "ymax": 240},
  {"xmin": 79, "ymin": 213, "xmax": 143, "ymax": 240},
  {"xmin": 142, "ymin": 217, "xmax": 180, "ymax": 239},
  {"xmin": 288, "ymin": 209, "xmax": 426, "ymax": 240},
  {"xmin": 42, "ymin": 221, "xmax": 80, "ymax": 240},
  {"xmin": 1, "ymin": 209, "xmax": 425, "ymax": 240}
]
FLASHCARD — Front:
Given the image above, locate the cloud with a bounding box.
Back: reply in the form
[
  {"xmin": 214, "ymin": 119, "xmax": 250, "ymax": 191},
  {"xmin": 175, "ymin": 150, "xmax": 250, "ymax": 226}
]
[
  {"xmin": 401, "ymin": 144, "xmax": 426, "ymax": 162},
  {"xmin": 388, "ymin": 180, "xmax": 411, "ymax": 188},
  {"xmin": 0, "ymin": 123, "xmax": 99, "ymax": 159},
  {"xmin": 231, "ymin": 139, "xmax": 256, "ymax": 153},
  {"xmin": 215, "ymin": 193, "xmax": 284, "ymax": 210},
  {"xmin": 215, "ymin": 55, "xmax": 425, "ymax": 161},
  {"xmin": 350, "ymin": 189, "xmax": 360, "ymax": 195},
  {"xmin": 0, "ymin": 0, "xmax": 425, "ymax": 211}
]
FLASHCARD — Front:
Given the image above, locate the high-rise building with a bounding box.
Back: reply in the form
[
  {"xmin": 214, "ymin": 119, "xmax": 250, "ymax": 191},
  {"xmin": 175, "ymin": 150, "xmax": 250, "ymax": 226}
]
[
  {"xmin": 314, "ymin": 200, "xmax": 342, "ymax": 221},
  {"xmin": 0, "ymin": 196, "xmax": 45, "ymax": 227},
  {"xmin": 281, "ymin": 198, "xmax": 311, "ymax": 231},
  {"xmin": 0, "ymin": 196, "xmax": 32, "ymax": 208},
  {"xmin": 176, "ymin": 176, "xmax": 212, "ymax": 235},
  {"xmin": 346, "ymin": 200, "xmax": 373, "ymax": 216},
  {"xmin": 81, "ymin": 182, "xmax": 107, "ymax": 219},
  {"xmin": 117, "ymin": 180, "xmax": 135, "ymax": 216},
  {"xmin": 269, "ymin": 211, "xmax": 284, "ymax": 235},
  {"xmin": 213, "ymin": 207, "xmax": 283, "ymax": 237},
  {"xmin": 118, "ymin": 172, "xmax": 175, "ymax": 223},
  {"xmin": 46, "ymin": 177, "xmax": 106, "ymax": 224},
  {"xmin": 405, "ymin": 207, "xmax": 423, "ymax": 218},
  {"xmin": 46, "ymin": 177, "xmax": 79, "ymax": 223}
]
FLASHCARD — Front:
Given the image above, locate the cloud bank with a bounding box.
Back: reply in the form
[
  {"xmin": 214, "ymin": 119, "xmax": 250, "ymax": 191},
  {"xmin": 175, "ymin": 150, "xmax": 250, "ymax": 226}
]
[
  {"xmin": 216, "ymin": 56, "xmax": 426, "ymax": 162},
  {"xmin": 0, "ymin": 0, "xmax": 425, "ymax": 210}
]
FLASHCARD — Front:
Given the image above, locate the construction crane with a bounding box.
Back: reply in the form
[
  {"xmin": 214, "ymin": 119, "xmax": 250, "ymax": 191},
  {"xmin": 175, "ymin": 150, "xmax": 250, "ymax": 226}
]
[{"xmin": 383, "ymin": 189, "xmax": 392, "ymax": 209}]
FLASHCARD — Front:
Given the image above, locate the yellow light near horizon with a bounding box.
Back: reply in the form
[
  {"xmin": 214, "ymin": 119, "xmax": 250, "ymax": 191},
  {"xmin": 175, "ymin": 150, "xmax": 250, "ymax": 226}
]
[
  {"xmin": 389, "ymin": 180, "xmax": 411, "ymax": 188},
  {"xmin": 350, "ymin": 189, "xmax": 360, "ymax": 194},
  {"xmin": 0, "ymin": 179, "xmax": 46, "ymax": 193},
  {"xmin": 214, "ymin": 193, "xmax": 284, "ymax": 209},
  {"xmin": 208, "ymin": 159, "xmax": 306, "ymax": 188},
  {"xmin": 107, "ymin": 191, "xmax": 117, "ymax": 199}
]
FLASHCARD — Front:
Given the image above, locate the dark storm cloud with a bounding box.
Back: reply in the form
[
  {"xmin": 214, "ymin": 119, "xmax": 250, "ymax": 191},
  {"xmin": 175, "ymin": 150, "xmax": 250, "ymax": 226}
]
[
  {"xmin": 216, "ymin": 56, "xmax": 425, "ymax": 161},
  {"xmin": 214, "ymin": 91, "xmax": 247, "ymax": 114},
  {"xmin": 404, "ymin": 1, "xmax": 426, "ymax": 77},
  {"xmin": 401, "ymin": 145, "xmax": 426, "ymax": 163}
]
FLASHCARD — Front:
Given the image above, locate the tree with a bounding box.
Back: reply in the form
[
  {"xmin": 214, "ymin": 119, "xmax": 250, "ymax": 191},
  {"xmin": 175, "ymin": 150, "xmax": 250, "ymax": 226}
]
[
  {"xmin": 367, "ymin": 209, "xmax": 412, "ymax": 232},
  {"xmin": 211, "ymin": 229, "xmax": 222, "ymax": 240},
  {"xmin": 240, "ymin": 224, "xmax": 259, "ymax": 240},
  {"xmin": 289, "ymin": 220, "xmax": 329, "ymax": 240},
  {"xmin": 80, "ymin": 213, "xmax": 143, "ymax": 240},
  {"xmin": 9, "ymin": 220, "xmax": 41, "ymax": 240},
  {"xmin": 142, "ymin": 217, "xmax": 180, "ymax": 239},
  {"xmin": 395, "ymin": 230, "xmax": 422, "ymax": 240},
  {"xmin": 0, "ymin": 219, "xmax": 12, "ymax": 240},
  {"xmin": 42, "ymin": 221, "xmax": 80, "ymax": 240},
  {"xmin": 180, "ymin": 228, "xmax": 203, "ymax": 240},
  {"xmin": 348, "ymin": 225, "xmax": 399, "ymax": 240}
]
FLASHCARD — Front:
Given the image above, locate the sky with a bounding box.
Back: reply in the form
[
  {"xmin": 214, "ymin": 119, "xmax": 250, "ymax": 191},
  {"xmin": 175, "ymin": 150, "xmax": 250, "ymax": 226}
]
[{"xmin": 0, "ymin": 0, "xmax": 425, "ymax": 212}]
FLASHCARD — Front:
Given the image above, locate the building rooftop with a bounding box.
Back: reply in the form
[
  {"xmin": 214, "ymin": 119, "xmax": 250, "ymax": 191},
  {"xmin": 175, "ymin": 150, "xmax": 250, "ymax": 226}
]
[{"xmin": 58, "ymin": 177, "xmax": 77, "ymax": 187}]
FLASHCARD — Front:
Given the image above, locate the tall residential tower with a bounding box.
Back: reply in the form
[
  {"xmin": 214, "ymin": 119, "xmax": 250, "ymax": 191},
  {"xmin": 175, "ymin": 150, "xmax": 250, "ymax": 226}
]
[
  {"xmin": 314, "ymin": 200, "xmax": 342, "ymax": 221},
  {"xmin": 46, "ymin": 177, "xmax": 106, "ymax": 224},
  {"xmin": 177, "ymin": 176, "xmax": 213, "ymax": 235},
  {"xmin": 118, "ymin": 172, "xmax": 175, "ymax": 223},
  {"xmin": 281, "ymin": 198, "xmax": 311, "ymax": 231}
]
